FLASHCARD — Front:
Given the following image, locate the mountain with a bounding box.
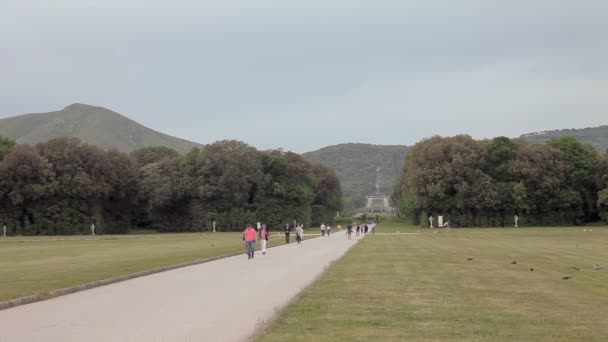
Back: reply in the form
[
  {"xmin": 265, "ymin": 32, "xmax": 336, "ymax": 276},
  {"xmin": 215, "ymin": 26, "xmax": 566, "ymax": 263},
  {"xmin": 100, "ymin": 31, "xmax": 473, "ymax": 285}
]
[
  {"xmin": 0, "ymin": 104, "xmax": 204, "ymax": 154},
  {"xmin": 521, "ymin": 126, "xmax": 608, "ymax": 153},
  {"xmin": 302, "ymin": 143, "xmax": 410, "ymax": 209}
]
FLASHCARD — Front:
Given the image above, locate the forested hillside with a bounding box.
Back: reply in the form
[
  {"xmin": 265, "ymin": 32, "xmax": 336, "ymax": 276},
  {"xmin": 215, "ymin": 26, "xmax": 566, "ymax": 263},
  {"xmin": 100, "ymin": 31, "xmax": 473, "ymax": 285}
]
[
  {"xmin": 302, "ymin": 143, "xmax": 410, "ymax": 210},
  {"xmin": 0, "ymin": 104, "xmax": 204, "ymax": 154},
  {"xmin": 522, "ymin": 126, "xmax": 608, "ymax": 153}
]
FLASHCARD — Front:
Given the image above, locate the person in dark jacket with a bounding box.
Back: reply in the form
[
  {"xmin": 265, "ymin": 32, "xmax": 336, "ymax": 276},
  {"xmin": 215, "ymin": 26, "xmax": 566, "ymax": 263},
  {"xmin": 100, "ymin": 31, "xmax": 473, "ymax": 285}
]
[{"xmin": 285, "ymin": 223, "xmax": 291, "ymax": 244}]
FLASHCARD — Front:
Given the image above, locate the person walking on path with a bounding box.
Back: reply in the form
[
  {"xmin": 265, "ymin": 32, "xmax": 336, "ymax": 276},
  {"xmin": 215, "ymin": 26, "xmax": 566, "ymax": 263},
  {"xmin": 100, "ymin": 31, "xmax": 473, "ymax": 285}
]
[
  {"xmin": 243, "ymin": 224, "xmax": 257, "ymax": 259},
  {"xmin": 364, "ymin": 224, "xmax": 369, "ymax": 235},
  {"xmin": 347, "ymin": 224, "xmax": 353, "ymax": 240},
  {"xmin": 326, "ymin": 225, "xmax": 331, "ymax": 236},
  {"xmin": 296, "ymin": 224, "xmax": 304, "ymax": 244},
  {"xmin": 372, "ymin": 222, "xmax": 376, "ymax": 234},
  {"xmin": 260, "ymin": 224, "xmax": 269, "ymax": 255},
  {"xmin": 356, "ymin": 224, "xmax": 360, "ymax": 237},
  {"xmin": 285, "ymin": 223, "xmax": 291, "ymax": 244},
  {"xmin": 320, "ymin": 223, "xmax": 326, "ymax": 236}
]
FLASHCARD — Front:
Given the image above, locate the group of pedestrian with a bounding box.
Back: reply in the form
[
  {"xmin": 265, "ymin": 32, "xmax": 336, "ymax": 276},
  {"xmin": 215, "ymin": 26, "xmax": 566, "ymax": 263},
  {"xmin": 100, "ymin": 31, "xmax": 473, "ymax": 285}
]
[
  {"xmin": 243, "ymin": 220, "xmax": 343, "ymax": 260},
  {"xmin": 320, "ymin": 223, "xmax": 332, "ymax": 236},
  {"xmin": 283, "ymin": 223, "xmax": 305, "ymax": 245},
  {"xmin": 428, "ymin": 215, "xmax": 451, "ymax": 229},
  {"xmin": 346, "ymin": 221, "xmax": 376, "ymax": 240},
  {"xmin": 242, "ymin": 223, "xmax": 272, "ymax": 259}
]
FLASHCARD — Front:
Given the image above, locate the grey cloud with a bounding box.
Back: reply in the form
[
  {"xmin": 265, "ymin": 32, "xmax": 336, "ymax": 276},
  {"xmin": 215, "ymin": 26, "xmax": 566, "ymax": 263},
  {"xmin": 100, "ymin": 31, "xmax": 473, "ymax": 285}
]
[{"xmin": 1, "ymin": 0, "xmax": 607, "ymax": 152}]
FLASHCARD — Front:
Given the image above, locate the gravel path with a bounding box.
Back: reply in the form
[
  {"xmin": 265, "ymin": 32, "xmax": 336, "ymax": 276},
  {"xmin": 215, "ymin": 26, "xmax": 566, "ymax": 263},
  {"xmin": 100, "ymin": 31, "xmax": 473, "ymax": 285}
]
[{"xmin": 0, "ymin": 232, "xmax": 360, "ymax": 342}]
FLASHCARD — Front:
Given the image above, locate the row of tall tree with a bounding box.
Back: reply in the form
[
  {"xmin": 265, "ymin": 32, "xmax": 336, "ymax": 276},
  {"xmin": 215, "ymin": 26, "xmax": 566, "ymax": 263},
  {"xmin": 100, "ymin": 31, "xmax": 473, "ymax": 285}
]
[
  {"xmin": 395, "ymin": 135, "xmax": 608, "ymax": 227},
  {"xmin": 0, "ymin": 137, "xmax": 342, "ymax": 235}
]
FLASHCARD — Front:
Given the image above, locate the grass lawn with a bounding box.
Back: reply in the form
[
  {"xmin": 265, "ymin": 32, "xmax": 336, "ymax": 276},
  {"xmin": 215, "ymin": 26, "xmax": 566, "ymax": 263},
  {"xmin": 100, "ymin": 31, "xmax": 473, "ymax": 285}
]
[
  {"xmin": 257, "ymin": 225, "xmax": 608, "ymax": 342},
  {"xmin": 0, "ymin": 230, "xmax": 317, "ymax": 302}
]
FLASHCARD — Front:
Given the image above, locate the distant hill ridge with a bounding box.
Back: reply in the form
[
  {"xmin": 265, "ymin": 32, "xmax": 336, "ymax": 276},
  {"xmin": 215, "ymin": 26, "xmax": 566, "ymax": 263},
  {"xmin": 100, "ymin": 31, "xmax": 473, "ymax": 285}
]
[
  {"xmin": 521, "ymin": 125, "xmax": 608, "ymax": 152},
  {"xmin": 2, "ymin": 104, "xmax": 606, "ymax": 209},
  {"xmin": 0, "ymin": 104, "xmax": 204, "ymax": 154}
]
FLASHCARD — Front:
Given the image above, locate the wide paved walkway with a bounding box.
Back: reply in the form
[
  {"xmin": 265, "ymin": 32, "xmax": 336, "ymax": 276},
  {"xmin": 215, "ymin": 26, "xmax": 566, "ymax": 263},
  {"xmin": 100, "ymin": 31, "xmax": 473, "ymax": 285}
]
[{"xmin": 0, "ymin": 232, "xmax": 359, "ymax": 342}]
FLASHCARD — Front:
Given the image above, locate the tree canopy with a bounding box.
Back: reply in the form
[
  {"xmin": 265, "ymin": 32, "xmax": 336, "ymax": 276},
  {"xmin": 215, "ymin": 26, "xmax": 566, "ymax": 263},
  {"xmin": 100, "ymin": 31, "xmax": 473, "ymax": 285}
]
[
  {"xmin": 0, "ymin": 137, "xmax": 342, "ymax": 235},
  {"xmin": 396, "ymin": 135, "xmax": 607, "ymax": 226},
  {"xmin": 0, "ymin": 136, "xmax": 15, "ymax": 161}
]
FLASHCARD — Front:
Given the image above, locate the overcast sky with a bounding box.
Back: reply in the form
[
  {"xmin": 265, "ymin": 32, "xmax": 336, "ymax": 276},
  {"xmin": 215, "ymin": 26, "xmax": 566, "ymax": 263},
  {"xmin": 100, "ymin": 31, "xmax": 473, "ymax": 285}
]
[{"xmin": 1, "ymin": 1, "xmax": 607, "ymax": 152}]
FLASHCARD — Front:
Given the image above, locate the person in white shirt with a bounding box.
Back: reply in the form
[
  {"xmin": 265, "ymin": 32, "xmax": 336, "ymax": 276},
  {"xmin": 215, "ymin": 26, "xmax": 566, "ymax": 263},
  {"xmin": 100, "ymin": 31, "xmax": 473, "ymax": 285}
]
[
  {"xmin": 326, "ymin": 225, "xmax": 331, "ymax": 236},
  {"xmin": 296, "ymin": 224, "xmax": 304, "ymax": 244},
  {"xmin": 320, "ymin": 223, "xmax": 326, "ymax": 236}
]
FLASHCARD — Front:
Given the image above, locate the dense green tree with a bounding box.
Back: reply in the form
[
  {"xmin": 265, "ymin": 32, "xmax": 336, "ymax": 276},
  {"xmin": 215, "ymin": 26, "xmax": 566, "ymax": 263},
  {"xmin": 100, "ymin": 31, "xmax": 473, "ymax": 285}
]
[
  {"xmin": 598, "ymin": 189, "xmax": 608, "ymax": 223},
  {"xmin": 484, "ymin": 137, "xmax": 519, "ymax": 226},
  {"xmin": 311, "ymin": 163, "xmax": 342, "ymax": 226},
  {"xmin": 100, "ymin": 150, "xmax": 140, "ymax": 233},
  {"xmin": 130, "ymin": 146, "xmax": 179, "ymax": 167},
  {"xmin": 0, "ymin": 145, "xmax": 56, "ymax": 235},
  {"xmin": 398, "ymin": 136, "xmax": 599, "ymax": 227},
  {"xmin": 0, "ymin": 138, "xmax": 340, "ymax": 235},
  {"xmin": 35, "ymin": 138, "xmax": 116, "ymax": 233},
  {"xmin": 509, "ymin": 142, "xmax": 581, "ymax": 224},
  {"xmin": 547, "ymin": 137, "xmax": 600, "ymax": 222},
  {"xmin": 256, "ymin": 150, "xmax": 316, "ymax": 229},
  {"xmin": 597, "ymin": 155, "xmax": 608, "ymax": 222},
  {"xmin": 138, "ymin": 156, "xmax": 190, "ymax": 230},
  {"xmin": 0, "ymin": 136, "xmax": 16, "ymax": 161},
  {"xmin": 597, "ymin": 155, "xmax": 608, "ymax": 189},
  {"xmin": 403, "ymin": 135, "xmax": 497, "ymax": 226},
  {"xmin": 189, "ymin": 141, "xmax": 263, "ymax": 211}
]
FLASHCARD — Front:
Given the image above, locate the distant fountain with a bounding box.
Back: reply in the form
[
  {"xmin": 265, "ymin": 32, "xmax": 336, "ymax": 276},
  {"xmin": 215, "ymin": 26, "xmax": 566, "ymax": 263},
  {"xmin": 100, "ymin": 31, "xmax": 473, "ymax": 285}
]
[
  {"xmin": 362, "ymin": 166, "xmax": 395, "ymax": 213},
  {"xmin": 375, "ymin": 167, "xmax": 381, "ymax": 195}
]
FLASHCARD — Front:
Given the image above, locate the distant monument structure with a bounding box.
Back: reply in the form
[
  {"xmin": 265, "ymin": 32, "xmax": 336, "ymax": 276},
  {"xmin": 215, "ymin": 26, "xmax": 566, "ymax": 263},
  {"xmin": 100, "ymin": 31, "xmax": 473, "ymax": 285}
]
[{"xmin": 361, "ymin": 167, "xmax": 395, "ymax": 213}]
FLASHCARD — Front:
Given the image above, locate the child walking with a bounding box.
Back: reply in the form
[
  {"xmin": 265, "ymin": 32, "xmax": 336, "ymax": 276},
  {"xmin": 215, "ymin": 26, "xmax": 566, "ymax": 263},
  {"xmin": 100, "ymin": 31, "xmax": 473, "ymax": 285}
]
[{"xmin": 260, "ymin": 224, "xmax": 269, "ymax": 255}]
